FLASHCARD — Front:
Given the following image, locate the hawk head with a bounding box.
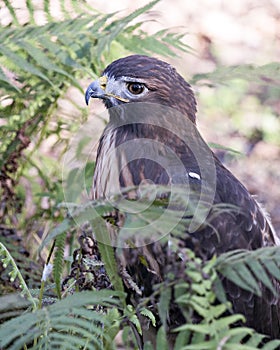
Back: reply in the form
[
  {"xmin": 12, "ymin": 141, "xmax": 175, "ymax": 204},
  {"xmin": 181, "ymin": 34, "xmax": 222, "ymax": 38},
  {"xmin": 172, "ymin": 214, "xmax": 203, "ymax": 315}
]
[{"xmin": 85, "ymin": 55, "xmax": 197, "ymax": 124}]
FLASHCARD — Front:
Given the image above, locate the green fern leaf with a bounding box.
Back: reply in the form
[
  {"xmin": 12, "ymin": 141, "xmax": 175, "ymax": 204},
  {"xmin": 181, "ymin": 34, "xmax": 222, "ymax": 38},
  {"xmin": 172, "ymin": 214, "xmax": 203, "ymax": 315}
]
[
  {"xmin": 265, "ymin": 259, "xmax": 280, "ymax": 280},
  {"xmin": 43, "ymin": 0, "xmax": 53, "ymax": 22},
  {"xmin": 215, "ymin": 247, "xmax": 280, "ymax": 296},
  {"xmin": 140, "ymin": 308, "xmax": 157, "ymax": 327},
  {"xmin": 0, "ymin": 290, "xmax": 123, "ymax": 350},
  {"xmin": 262, "ymin": 340, "xmax": 280, "ymax": 350},
  {"xmin": 242, "ymin": 332, "xmax": 266, "ymax": 347},
  {"xmin": 174, "ymin": 331, "xmax": 192, "ymax": 350},
  {"xmin": 0, "ymin": 45, "xmax": 53, "ymax": 85},
  {"xmin": 236, "ymin": 263, "xmax": 261, "ymax": 294},
  {"xmin": 144, "ymin": 342, "xmax": 155, "ymax": 350},
  {"xmin": 191, "ymin": 63, "xmax": 280, "ymax": 86},
  {"xmin": 2, "ymin": 0, "xmax": 19, "ymax": 26},
  {"xmin": 156, "ymin": 325, "xmax": 169, "ymax": 350},
  {"xmin": 0, "ymin": 242, "xmax": 36, "ymax": 309},
  {"xmin": 209, "ymin": 142, "xmax": 242, "ymax": 155},
  {"xmin": 17, "ymin": 39, "xmax": 81, "ymax": 88},
  {"xmin": 92, "ymin": 217, "xmax": 125, "ymax": 295},
  {"xmin": 96, "ymin": 0, "xmax": 160, "ymax": 57},
  {"xmin": 0, "ymin": 66, "xmax": 20, "ymax": 91},
  {"xmin": 247, "ymin": 259, "xmax": 276, "ymax": 295},
  {"xmin": 26, "ymin": 0, "xmax": 35, "ymax": 25},
  {"xmin": 157, "ymin": 30, "xmax": 194, "ymax": 54},
  {"xmin": 53, "ymin": 232, "xmax": 67, "ymax": 299},
  {"xmin": 158, "ymin": 285, "xmax": 171, "ymax": 328}
]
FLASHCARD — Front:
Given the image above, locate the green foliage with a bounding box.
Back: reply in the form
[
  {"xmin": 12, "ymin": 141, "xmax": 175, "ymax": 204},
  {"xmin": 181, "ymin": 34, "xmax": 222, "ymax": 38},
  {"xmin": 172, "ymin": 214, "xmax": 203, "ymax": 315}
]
[
  {"xmin": 1, "ymin": 241, "xmax": 280, "ymax": 349},
  {"xmin": 140, "ymin": 308, "xmax": 157, "ymax": 328},
  {"xmin": 0, "ymin": 242, "xmax": 37, "ymax": 309},
  {"xmin": 158, "ymin": 285, "xmax": 171, "ymax": 329},
  {"xmin": 173, "ymin": 252, "xmax": 250, "ymax": 349},
  {"xmin": 215, "ymin": 247, "xmax": 280, "ymax": 297},
  {"xmin": 192, "ymin": 63, "xmax": 280, "ymax": 87},
  {"xmin": 172, "ymin": 249, "xmax": 280, "ymax": 350},
  {"xmin": 90, "ymin": 216, "xmax": 125, "ymax": 296},
  {"xmin": 53, "ymin": 232, "xmax": 67, "ymax": 299},
  {"xmin": 0, "ymin": 290, "xmax": 125, "ymax": 350}
]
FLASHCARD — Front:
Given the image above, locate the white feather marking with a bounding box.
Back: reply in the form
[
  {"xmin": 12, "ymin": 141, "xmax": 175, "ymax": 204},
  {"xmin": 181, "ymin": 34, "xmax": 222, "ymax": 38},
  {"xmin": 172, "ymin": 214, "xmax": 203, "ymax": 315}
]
[{"xmin": 188, "ymin": 172, "xmax": 201, "ymax": 180}]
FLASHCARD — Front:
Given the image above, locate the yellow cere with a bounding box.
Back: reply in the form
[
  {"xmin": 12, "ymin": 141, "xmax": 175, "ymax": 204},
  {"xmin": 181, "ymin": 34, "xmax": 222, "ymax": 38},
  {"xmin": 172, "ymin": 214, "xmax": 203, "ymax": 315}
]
[
  {"xmin": 98, "ymin": 75, "xmax": 129, "ymax": 102},
  {"xmin": 98, "ymin": 76, "xmax": 108, "ymax": 90}
]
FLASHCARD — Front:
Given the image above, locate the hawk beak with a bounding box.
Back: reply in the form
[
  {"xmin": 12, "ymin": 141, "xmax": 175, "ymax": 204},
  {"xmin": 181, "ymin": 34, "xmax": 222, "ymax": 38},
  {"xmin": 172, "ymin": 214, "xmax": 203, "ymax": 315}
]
[{"xmin": 85, "ymin": 76, "xmax": 107, "ymax": 105}]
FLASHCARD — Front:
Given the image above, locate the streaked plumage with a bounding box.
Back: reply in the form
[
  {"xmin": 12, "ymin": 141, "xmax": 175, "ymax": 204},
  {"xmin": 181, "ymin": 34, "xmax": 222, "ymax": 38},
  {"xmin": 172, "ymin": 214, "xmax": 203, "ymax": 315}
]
[{"xmin": 85, "ymin": 55, "xmax": 280, "ymax": 346}]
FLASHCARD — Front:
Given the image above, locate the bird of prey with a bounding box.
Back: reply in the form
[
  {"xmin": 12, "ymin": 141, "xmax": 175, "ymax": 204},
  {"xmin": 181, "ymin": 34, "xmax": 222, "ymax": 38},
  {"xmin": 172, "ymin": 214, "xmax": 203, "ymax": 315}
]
[{"xmin": 85, "ymin": 55, "xmax": 280, "ymax": 346}]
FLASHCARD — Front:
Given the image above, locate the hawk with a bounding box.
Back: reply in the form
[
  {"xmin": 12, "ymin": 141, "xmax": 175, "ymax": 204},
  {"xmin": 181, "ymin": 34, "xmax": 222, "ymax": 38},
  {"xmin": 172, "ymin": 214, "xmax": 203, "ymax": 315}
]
[{"xmin": 85, "ymin": 55, "xmax": 280, "ymax": 346}]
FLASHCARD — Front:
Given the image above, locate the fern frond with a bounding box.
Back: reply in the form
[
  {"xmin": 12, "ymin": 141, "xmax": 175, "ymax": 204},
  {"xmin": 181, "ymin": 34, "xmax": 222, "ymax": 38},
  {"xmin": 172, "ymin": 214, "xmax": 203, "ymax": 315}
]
[
  {"xmin": 0, "ymin": 242, "xmax": 37, "ymax": 309},
  {"xmin": 102, "ymin": 307, "xmax": 121, "ymax": 350},
  {"xmin": 0, "ymin": 290, "xmax": 124, "ymax": 350},
  {"xmin": 215, "ymin": 247, "xmax": 280, "ymax": 296},
  {"xmin": 191, "ymin": 62, "xmax": 280, "ymax": 86},
  {"xmin": 53, "ymin": 232, "xmax": 67, "ymax": 299},
  {"xmin": 158, "ymin": 285, "xmax": 171, "ymax": 329},
  {"xmin": 140, "ymin": 308, "xmax": 157, "ymax": 327},
  {"xmin": 17, "ymin": 39, "xmax": 77, "ymax": 82},
  {"xmin": 96, "ymin": 0, "xmax": 160, "ymax": 58},
  {"xmin": 0, "ymin": 46, "xmax": 50, "ymax": 86},
  {"xmin": 173, "ymin": 250, "xmax": 280, "ymax": 349},
  {"xmin": 91, "ymin": 217, "xmax": 125, "ymax": 296},
  {"xmin": 155, "ymin": 29, "xmax": 194, "ymax": 54}
]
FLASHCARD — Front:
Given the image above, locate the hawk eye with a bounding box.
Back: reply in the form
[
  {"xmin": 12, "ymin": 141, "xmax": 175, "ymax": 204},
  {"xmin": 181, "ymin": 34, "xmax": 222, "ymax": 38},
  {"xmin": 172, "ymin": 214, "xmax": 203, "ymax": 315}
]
[{"xmin": 127, "ymin": 82, "xmax": 145, "ymax": 95}]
